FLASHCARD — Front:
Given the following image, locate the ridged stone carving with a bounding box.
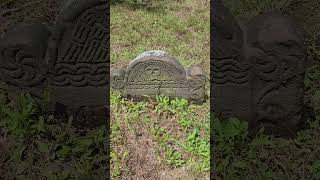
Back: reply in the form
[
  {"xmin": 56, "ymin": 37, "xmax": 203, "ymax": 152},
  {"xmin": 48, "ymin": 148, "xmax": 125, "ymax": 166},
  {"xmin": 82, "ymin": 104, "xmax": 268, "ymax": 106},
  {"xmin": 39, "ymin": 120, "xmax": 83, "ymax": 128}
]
[{"xmin": 111, "ymin": 51, "xmax": 206, "ymax": 104}]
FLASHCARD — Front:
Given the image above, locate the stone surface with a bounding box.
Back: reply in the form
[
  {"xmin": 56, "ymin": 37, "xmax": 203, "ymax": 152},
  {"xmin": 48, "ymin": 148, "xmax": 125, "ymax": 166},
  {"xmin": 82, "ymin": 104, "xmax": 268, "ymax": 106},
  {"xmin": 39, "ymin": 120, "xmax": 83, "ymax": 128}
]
[
  {"xmin": 211, "ymin": 0, "xmax": 306, "ymax": 137},
  {"xmin": 111, "ymin": 50, "xmax": 206, "ymax": 104},
  {"xmin": 0, "ymin": 0, "xmax": 109, "ymax": 127},
  {"xmin": 0, "ymin": 21, "xmax": 51, "ymax": 99},
  {"xmin": 47, "ymin": 0, "xmax": 109, "ymax": 110}
]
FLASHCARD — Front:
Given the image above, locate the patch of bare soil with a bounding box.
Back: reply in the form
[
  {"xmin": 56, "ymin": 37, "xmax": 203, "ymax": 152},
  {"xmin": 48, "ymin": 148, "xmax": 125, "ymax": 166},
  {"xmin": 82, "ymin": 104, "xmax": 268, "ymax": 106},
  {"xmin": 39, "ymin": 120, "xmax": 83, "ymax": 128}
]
[
  {"xmin": 127, "ymin": 133, "xmax": 161, "ymax": 179},
  {"xmin": 159, "ymin": 167, "xmax": 193, "ymax": 180},
  {"xmin": 112, "ymin": 106, "xmax": 206, "ymax": 179},
  {"xmin": 112, "ymin": 112, "xmax": 162, "ymax": 179},
  {"xmin": 157, "ymin": 115, "xmax": 209, "ymax": 180}
]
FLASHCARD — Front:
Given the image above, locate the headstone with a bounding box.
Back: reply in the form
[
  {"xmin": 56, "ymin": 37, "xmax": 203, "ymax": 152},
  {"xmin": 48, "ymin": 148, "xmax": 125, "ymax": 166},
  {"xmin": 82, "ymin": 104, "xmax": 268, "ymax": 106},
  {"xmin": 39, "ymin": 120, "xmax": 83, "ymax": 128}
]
[
  {"xmin": 0, "ymin": 21, "xmax": 51, "ymax": 99},
  {"xmin": 211, "ymin": 0, "xmax": 251, "ymax": 123},
  {"xmin": 211, "ymin": 1, "xmax": 306, "ymax": 137},
  {"xmin": 0, "ymin": 0, "xmax": 109, "ymax": 127},
  {"xmin": 111, "ymin": 51, "xmax": 206, "ymax": 104},
  {"xmin": 47, "ymin": 0, "xmax": 109, "ymax": 110}
]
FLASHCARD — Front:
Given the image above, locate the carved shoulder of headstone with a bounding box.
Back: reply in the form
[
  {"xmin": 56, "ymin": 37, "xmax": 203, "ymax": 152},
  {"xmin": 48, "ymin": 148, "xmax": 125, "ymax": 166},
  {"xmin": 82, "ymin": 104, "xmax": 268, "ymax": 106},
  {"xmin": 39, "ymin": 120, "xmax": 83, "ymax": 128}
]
[
  {"xmin": 186, "ymin": 65, "xmax": 206, "ymax": 104},
  {"xmin": 0, "ymin": 21, "xmax": 51, "ymax": 99},
  {"xmin": 111, "ymin": 50, "xmax": 206, "ymax": 103}
]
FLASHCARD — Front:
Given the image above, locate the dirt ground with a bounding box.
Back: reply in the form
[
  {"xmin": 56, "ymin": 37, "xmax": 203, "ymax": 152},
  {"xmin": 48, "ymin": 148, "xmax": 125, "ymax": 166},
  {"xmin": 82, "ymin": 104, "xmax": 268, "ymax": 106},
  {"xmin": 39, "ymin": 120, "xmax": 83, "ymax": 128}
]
[{"xmin": 0, "ymin": 0, "xmax": 60, "ymax": 33}]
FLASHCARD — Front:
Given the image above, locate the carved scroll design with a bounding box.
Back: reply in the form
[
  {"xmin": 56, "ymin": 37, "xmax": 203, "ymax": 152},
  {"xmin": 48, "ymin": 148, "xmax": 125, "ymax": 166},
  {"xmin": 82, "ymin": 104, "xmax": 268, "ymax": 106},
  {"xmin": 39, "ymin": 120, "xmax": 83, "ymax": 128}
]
[
  {"xmin": 52, "ymin": 62, "xmax": 108, "ymax": 86},
  {"xmin": 212, "ymin": 58, "xmax": 250, "ymax": 85},
  {"xmin": 0, "ymin": 48, "xmax": 46, "ymax": 87},
  {"xmin": 0, "ymin": 22, "xmax": 50, "ymax": 88},
  {"xmin": 50, "ymin": 0, "xmax": 109, "ymax": 88},
  {"xmin": 126, "ymin": 60, "xmax": 188, "ymax": 89},
  {"xmin": 57, "ymin": 5, "xmax": 108, "ymax": 63}
]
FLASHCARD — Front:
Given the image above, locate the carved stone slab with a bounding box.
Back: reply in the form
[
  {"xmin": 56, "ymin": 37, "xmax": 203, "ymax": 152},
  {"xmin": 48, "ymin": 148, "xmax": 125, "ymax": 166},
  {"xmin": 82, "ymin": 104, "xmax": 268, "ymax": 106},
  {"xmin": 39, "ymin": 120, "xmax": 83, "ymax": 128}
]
[
  {"xmin": 111, "ymin": 51, "xmax": 206, "ymax": 104},
  {"xmin": 0, "ymin": 21, "xmax": 51, "ymax": 99},
  {"xmin": 47, "ymin": 0, "xmax": 109, "ymax": 110},
  {"xmin": 211, "ymin": 0, "xmax": 306, "ymax": 137},
  {"xmin": 0, "ymin": 0, "xmax": 109, "ymax": 127}
]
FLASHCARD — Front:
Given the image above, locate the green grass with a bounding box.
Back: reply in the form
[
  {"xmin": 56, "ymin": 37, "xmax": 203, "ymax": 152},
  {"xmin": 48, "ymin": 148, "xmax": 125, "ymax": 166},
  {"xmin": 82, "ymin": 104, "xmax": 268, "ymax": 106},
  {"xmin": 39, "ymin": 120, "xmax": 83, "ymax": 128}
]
[
  {"xmin": 111, "ymin": 0, "xmax": 210, "ymax": 72},
  {"xmin": 211, "ymin": 110, "xmax": 320, "ymax": 179},
  {"xmin": 110, "ymin": 92, "xmax": 210, "ymax": 179},
  {"xmin": 110, "ymin": 0, "xmax": 209, "ymax": 179},
  {"xmin": 0, "ymin": 91, "xmax": 107, "ymax": 179}
]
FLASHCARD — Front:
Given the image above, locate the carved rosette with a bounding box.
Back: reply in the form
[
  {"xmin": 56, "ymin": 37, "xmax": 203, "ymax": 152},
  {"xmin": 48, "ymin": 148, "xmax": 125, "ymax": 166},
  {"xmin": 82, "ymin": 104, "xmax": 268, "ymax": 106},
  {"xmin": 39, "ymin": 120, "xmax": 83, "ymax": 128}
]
[
  {"xmin": 0, "ymin": 21, "xmax": 51, "ymax": 101},
  {"xmin": 110, "ymin": 51, "xmax": 206, "ymax": 103}
]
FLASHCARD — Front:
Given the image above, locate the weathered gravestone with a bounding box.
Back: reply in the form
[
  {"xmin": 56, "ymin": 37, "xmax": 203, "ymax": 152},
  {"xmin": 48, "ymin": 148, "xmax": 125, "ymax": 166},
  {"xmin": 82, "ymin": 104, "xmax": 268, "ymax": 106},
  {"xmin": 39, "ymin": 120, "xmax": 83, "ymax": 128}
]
[
  {"xmin": 211, "ymin": 0, "xmax": 306, "ymax": 137},
  {"xmin": 111, "ymin": 50, "xmax": 206, "ymax": 104},
  {"xmin": 0, "ymin": 0, "xmax": 109, "ymax": 127}
]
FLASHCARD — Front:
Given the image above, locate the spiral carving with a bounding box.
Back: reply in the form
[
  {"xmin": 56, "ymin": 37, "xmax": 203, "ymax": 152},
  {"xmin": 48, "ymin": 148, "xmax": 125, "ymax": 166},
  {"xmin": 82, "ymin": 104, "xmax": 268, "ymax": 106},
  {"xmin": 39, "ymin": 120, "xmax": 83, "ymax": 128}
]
[{"xmin": 0, "ymin": 22, "xmax": 50, "ymax": 88}]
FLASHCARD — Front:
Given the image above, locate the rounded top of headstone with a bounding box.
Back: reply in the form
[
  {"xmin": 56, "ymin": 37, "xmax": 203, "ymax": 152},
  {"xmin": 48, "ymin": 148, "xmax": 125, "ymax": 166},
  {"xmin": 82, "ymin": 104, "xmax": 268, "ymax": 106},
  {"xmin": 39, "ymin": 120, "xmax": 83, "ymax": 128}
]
[
  {"xmin": 211, "ymin": 0, "xmax": 244, "ymax": 58},
  {"xmin": 247, "ymin": 12, "xmax": 305, "ymax": 46},
  {"xmin": 58, "ymin": 0, "xmax": 105, "ymax": 22},
  {"xmin": 133, "ymin": 50, "xmax": 168, "ymax": 60},
  {"xmin": 127, "ymin": 50, "xmax": 186, "ymax": 75},
  {"xmin": 48, "ymin": 0, "xmax": 108, "ymax": 66}
]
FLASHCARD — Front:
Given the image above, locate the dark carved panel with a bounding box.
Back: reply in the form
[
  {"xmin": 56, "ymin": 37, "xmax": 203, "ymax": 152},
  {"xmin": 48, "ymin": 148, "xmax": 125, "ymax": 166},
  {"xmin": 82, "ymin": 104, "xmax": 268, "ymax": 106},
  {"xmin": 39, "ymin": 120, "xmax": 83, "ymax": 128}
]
[
  {"xmin": 0, "ymin": 0, "xmax": 109, "ymax": 127},
  {"xmin": 47, "ymin": 0, "xmax": 109, "ymax": 109},
  {"xmin": 211, "ymin": 1, "xmax": 306, "ymax": 137},
  {"xmin": 0, "ymin": 22, "xmax": 50, "ymax": 87},
  {"xmin": 50, "ymin": 1, "xmax": 108, "ymax": 85},
  {"xmin": 247, "ymin": 12, "xmax": 306, "ymax": 137},
  {"xmin": 111, "ymin": 51, "xmax": 206, "ymax": 104},
  {"xmin": 0, "ymin": 22, "xmax": 51, "ymax": 99},
  {"xmin": 211, "ymin": 0, "xmax": 252, "ymax": 122}
]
